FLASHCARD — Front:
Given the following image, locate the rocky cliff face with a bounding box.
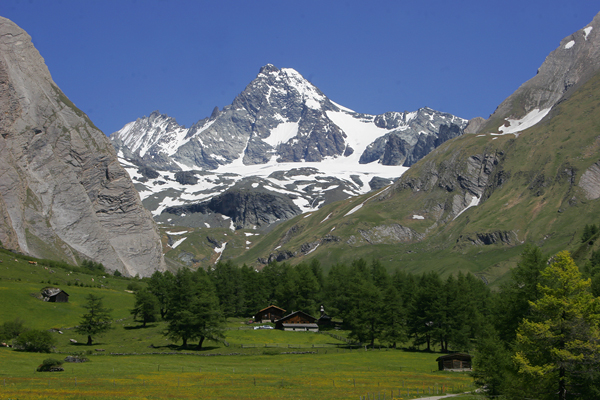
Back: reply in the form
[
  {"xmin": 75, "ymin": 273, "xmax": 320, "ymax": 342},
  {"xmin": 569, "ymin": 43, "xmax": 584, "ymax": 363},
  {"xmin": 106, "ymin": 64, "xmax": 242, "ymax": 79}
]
[
  {"xmin": 164, "ymin": 188, "xmax": 301, "ymax": 229},
  {"xmin": 0, "ymin": 17, "xmax": 165, "ymax": 276},
  {"xmin": 391, "ymin": 148, "xmax": 504, "ymax": 224}
]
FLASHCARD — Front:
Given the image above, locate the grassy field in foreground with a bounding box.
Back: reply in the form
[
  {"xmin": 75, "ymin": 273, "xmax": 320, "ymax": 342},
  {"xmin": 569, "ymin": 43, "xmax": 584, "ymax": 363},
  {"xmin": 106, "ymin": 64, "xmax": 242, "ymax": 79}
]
[{"xmin": 0, "ymin": 349, "xmax": 474, "ymax": 400}]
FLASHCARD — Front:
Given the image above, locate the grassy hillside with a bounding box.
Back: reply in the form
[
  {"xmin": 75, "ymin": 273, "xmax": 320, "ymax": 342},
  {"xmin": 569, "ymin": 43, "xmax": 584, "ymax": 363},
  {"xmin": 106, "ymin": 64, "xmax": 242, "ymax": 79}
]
[
  {"xmin": 0, "ymin": 252, "xmax": 136, "ymax": 329},
  {"xmin": 229, "ymin": 72, "xmax": 600, "ymax": 284}
]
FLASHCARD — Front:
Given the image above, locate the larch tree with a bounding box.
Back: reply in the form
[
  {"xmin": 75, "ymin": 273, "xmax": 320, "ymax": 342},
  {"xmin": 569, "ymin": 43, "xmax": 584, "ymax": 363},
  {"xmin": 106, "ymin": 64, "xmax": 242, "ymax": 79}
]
[
  {"xmin": 513, "ymin": 251, "xmax": 600, "ymax": 400},
  {"xmin": 131, "ymin": 288, "xmax": 160, "ymax": 327},
  {"xmin": 75, "ymin": 294, "xmax": 113, "ymax": 345}
]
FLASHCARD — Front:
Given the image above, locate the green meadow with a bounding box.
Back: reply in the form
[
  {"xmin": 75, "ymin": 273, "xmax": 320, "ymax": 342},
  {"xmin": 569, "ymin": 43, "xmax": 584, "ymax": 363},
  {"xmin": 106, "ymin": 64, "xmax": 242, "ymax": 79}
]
[
  {"xmin": 0, "ymin": 349, "xmax": 475, "ymax": 400},
  {"xmin": 0, "ymin": 253, "xmax": 475, "ymax": 399}
]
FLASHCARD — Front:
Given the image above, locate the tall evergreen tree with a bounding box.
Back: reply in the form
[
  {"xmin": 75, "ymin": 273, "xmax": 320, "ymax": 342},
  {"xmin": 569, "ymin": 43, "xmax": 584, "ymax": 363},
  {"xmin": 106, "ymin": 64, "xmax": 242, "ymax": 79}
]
[
  {"xmin": 163, "ymin": 268, "xmax": 225, "ymax": 349},
  {"xmin": 345, "ymin": 278, "xmax": 384, "ymax": 347},
  {"xmin": 164, "ymin": 268, "xmax": 198, "ymax": 347},
  {"xmin": 323, "ymin": 262, "xmax": 351, "ymax": 318},
  {"xmin": 370, "ymin": 259, "xmax": 390, "ymax": 290},
  {"xmin": 240, "ymin": 264, "xmax": 267, "ymax": 316},
  {"xmin": 209, "ymin": 260, "xmax": 245, "ymax": 317},
  {"xmin": 131, "ymin": 288, "xmax": 160, "ymax": 327},
  {"xmin": 75, "ymin": 294, "xmax": 112, "ymax": 345},
  {"xmin": 408, "ymin": 272, "xmax": 444, "ymax": 351},
  {"xmin": 292, "ymin": 263, "xmax": 321, "ymax": 316},
  {"xmin": 190, "ymin": 269, "xmax": 226, "ymax": 350},
  {"xmin": 493, "ymin": 244, "xmax": 548, "ymax": 343},
  {"xmin": 513, "ymin": 251, "xmax": 600, "ymax": 400},
  {"xmin": 147, "ymin": 270, "xmax": 175, "ymax": 319},
  {"xmin": 380, "ymin": 285, "xmax": 407, "ymax": 348},
  {"xmin": 471, "ymin": 324, "xmax": 513, "ymax": 397}
]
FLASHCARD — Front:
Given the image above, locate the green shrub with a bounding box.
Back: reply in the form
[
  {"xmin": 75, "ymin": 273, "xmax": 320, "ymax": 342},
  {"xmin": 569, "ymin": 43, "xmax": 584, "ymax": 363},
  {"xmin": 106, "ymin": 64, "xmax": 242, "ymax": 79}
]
[
  {"xmin": 14, "ymin": 329, "xmax": 56, "ymax": 353},
  {"xmin": 0, "ymin": 318, "xmax": 26, "ymax": 342},
  {"xmin": 81, "ymin": 259, "xmax": 105, "ymax": 274},
  {"xmin": 126, "ymin": 282, "xmax": 143, "ymax": 292},
  {"xmin": 37, "ymin": 358, "xmax": 63, "ymax": 372}
]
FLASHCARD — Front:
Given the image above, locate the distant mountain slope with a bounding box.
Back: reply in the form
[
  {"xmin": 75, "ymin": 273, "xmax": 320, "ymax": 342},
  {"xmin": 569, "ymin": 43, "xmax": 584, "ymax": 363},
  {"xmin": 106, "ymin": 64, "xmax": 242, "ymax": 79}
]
[
  {"xmin": 478, "ymin": 12, "xmax": 600, "ymax": 135},
  {"xmin": 228, "ymin": 12, "xmax": 600, "ymax": 282},
  {"xmin": 0, "ymin": 17, "xmax": 165, "ymax": 277},
  {"xmin": 111, "ymin": 65, "xmax": 468, "ymax": 229}
]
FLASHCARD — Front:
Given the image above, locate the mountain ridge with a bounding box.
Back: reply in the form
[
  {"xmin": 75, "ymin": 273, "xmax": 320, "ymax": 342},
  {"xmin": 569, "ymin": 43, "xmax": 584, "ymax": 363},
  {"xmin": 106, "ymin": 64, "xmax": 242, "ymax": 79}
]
[{"xmin": 111, "ymin": 64, "xmax": 469, "ymax": 233}]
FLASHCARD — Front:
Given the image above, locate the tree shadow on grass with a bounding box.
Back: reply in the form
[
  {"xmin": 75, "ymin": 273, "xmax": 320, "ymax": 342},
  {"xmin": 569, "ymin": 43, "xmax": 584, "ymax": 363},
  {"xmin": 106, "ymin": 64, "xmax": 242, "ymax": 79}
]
[
  {"xmin": 150, "ymin": 343, "xmax": 220, "ymax": 352},
  {"xmin": 69, "ymin": 342, "xmax": 105, "ymax": 347},
  {"xmin": 124, "ymin": 323, "xmax": 158, "ymax": 330}
]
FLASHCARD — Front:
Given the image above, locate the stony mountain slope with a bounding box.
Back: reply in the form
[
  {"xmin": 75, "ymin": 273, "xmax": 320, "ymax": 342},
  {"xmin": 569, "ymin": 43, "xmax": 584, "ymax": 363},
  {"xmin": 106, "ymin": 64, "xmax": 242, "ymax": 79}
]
[
  {"xmin": 111, "ymin": 65, "xmax": 468, "ymax": 230},
  {"xmin": 477, "ymin": 12, "xmax": 600, "ymax": 135},
  {"xmin": 226, "ymin": 12, "xmax": 600, "ymax": 282},
  {"xmin": 0, "ymin": 17, "xmax": 165, "ymax": 277}
]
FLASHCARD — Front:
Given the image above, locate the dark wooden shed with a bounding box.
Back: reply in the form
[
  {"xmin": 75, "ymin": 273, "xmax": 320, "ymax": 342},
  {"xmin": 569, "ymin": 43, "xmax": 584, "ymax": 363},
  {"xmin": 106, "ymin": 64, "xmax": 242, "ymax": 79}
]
[
  {"xmin": 317, "ymin": 304, "xmax": 333, "ymax": 328},
  {"xmin": 254, "ymin": 305, "xmax": 286, "ymax": 323},
  {"xmin": 276, "ymin": 311, "xmax": 318, "ymax": 332},
  {"xmin": 436, "ymin": 353, "xmax": 472, "ymax": 371},
  {"xmin": 41, "ymin": 287, "xmax": 69, "ymax": 303}
]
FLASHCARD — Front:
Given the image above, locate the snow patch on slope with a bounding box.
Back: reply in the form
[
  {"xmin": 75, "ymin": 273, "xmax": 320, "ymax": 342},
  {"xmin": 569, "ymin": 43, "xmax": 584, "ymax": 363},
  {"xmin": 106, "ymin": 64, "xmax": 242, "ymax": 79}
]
[
  {"xmin": 453, "ymin": 195, "xmax": 480, "ymax": 221},
  {"xmin": 280, "ymin": 68, "xmax": 325, "ymax": 109},
  {"xmin": 326, "ymin": 110, "xmax": 391, "ymax": 163},
  {"xmin": 496, "ymin": 108, "xmax": 551, "ymax": 136},
  {"xmin": 171, "ymin": 237, "xmax": 187, "ymax": 249},
  {"xmin": 214, "ymin": 242, "xmax": 227, "ymax": 263},
  {"xmin": 263, "ymin": 121, "xmax": 299, "ymax": 147}
]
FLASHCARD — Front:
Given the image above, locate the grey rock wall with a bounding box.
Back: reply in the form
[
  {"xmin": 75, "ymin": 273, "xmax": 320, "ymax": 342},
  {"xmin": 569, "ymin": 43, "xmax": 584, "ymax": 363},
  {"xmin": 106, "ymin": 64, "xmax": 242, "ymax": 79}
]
[{"xmin": 0, "ymin": 17, "xmax": 165, "ymax": 276}]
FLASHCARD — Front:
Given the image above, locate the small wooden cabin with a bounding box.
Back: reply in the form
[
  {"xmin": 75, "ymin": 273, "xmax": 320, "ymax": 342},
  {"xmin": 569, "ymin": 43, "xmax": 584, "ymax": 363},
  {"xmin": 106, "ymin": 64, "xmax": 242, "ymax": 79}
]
[
  {"xmin": 254, "ymin": 305, "xmax": 286, "ymax": 323},
  {"xmin": 276, "ymin": 311, "xmax": 319, "ymax": 332},
  {"xmin": 436, "ymin": 353, "xmax": 472, "ymax": 371},
  {"xmin": 41, "ymin": 288, "xmax": 69, "ymax": 303},
  {"xmin": 317, "ymin": 304, "xmax": 333, "ymax": 329}
]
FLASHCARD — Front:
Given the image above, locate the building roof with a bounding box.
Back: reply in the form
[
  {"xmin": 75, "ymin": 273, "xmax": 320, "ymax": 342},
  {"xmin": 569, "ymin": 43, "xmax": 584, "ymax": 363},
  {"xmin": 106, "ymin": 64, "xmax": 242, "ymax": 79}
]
[
  {"xmin": 436, "ymin": 353, "xmax": 472, "ymax": 361},
  {"xmin": 41, "ymin": 287, "xmax": 69, "ymax": 297},
  {"xmin": 278, "ymin": 310, "xmax": 317, "ymax": 323},
  {"xmin": 282, "ymin": 323, "xmax": 319, "ymax": 329},
  {"xmin": 256, "ymin": 305, "xmax": 286, "ymax": 313}
]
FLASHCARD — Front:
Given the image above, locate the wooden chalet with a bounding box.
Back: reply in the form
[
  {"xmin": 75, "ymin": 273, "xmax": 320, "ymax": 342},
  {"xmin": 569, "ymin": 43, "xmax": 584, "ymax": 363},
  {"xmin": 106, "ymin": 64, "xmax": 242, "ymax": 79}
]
[
  {"xmin": 41, "ymin": 287, "xmax": 69, "ymax": 303},
  {"xmin": 436, "ymin": 353, "xmax": 472, "ymax": 371},
  {"xmin": 254, "ymin": 305, "xmax": 286, "ymax": 323},
  {"xmin": 275, "ymin": 311, "xmax": 319, "ymax": 332}
]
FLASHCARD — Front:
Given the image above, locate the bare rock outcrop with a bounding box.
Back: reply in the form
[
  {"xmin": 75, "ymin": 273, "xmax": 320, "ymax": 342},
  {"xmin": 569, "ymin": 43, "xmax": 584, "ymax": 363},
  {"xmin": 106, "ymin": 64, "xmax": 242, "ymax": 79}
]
[
  {"xmin": 455, "ymin": 230, "xmax": 519, "ymax": 248},
  {"xmin": 0, "ymin": 17, "xmax": 165, "ymax": 276},
  {"xmin": 347, "ymin": 224, "xmax": 424, "ymax": 245},
  {"xmin": 579, "ymin": 161, "xmax": 600, "ymax": 200}
]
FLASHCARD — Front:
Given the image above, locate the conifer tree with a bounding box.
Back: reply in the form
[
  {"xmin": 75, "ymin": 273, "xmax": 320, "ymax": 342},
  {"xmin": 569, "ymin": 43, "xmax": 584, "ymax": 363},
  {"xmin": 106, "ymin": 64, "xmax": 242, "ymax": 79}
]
[
  {"xmin": 513, "ymin": 251, "xmax": 600, "ymax": 400},
  {"xmin": 380, "ymin": 285, "xmax": 407, "ymax": 348},
  {"xmin": 75, "ymin": 294, "xmax": 112, "ymax": 345},
  {"xmin": 131, "ymin": 288, "xmax": 160, "ymax": 327},
  {"xmin": 147, "ymin": 270, "xmax": 175, "ymax": 319}
]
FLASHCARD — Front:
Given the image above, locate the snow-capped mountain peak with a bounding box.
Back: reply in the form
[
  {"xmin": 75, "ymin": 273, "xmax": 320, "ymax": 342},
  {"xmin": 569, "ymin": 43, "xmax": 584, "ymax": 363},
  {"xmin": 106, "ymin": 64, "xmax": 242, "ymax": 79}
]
[{"xmin": 111, "ymin": 64, "xmax": 468, "ymax": 230}]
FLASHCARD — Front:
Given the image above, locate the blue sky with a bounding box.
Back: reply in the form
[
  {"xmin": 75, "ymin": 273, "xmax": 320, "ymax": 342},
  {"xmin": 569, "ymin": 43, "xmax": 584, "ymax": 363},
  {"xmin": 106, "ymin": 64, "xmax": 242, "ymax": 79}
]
[{"xmin": 3, "ymin": 1, "xmax": 598, "ymax": 135}]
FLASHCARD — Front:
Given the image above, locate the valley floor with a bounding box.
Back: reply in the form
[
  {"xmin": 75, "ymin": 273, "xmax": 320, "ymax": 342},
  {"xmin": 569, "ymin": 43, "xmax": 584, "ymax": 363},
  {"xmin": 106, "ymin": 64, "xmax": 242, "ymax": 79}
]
[{"xmin": 0, "ymin": 346, "xmax": 474, "ymax": 400}]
